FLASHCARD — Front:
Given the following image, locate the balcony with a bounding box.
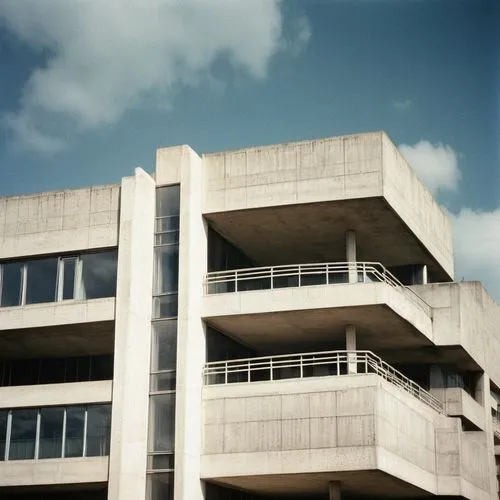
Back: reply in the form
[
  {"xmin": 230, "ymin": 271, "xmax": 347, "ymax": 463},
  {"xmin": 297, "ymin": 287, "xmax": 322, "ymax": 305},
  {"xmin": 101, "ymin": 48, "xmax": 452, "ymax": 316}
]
[
  {"xmin": 203, "ymin": 262, "xmax": 434, "ymax": 355},
  {"xmin": 205, "ymin": 261, "xmax": 431, "ymax": 315},
  {"xmin": 201, "ymin": 351, "xmax": 492, "ymax": 499},
  {"xmin": 204, "ymin": 349, "xmax": 443, "ymax": 413}
]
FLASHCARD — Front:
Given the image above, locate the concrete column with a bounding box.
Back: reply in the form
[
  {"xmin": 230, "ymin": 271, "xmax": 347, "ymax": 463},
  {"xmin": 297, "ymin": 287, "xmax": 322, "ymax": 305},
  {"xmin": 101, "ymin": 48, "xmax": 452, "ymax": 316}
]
[
  {"xmin": 422, "ymin": 264, "xmax": 428, "ymax": 285},
  {"xmin": 346, "ymin": 325, "xmax": 357, "ymax": 374},
  {"xmin": 173, "ymin": 147, "xmax": 207, "ymax": 500},
  {"xmin": 346, "ymin": 230, "xmax": 357, "ymax": 284},
  {"xmin": 108, "ymin": 169, "xmax": 156, "ymax": 500},
  {"xmin": 475, "ymin": 372, "xmax": 498, "ymax": 496},
  {"xmin": 329, "ymin": 481, "xmax": 341, "ymax": 500}
]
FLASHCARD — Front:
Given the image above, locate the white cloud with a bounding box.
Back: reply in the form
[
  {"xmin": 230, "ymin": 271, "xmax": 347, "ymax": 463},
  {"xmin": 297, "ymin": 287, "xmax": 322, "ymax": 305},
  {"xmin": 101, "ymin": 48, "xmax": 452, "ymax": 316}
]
[
  {"xmin": 0, "ymin": 0, "xmax": 308, "ymax": 151},
  {"xmin": 399, "ymin": 140, "xmax": 461, "ymax": 195},
  {"xmin": 393, "ymin": 99, "xmax": 412, "ymax": 111},
  {"xmin": 450, "ymin": 208, "xmax": 500, "ymax": 301}
]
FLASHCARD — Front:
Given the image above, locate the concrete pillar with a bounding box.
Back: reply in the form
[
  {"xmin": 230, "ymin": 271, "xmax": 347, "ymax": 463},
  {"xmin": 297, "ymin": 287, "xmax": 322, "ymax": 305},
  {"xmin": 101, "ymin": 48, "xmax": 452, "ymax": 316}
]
[
  {"xmin": 329, "ymin": 481, "xmax": 341, "ymax": 500},
  {"xmin": 108, "ymin": 169, "xmax": 156, "ymax": 500},
  {"xmin": 475, "ymin": 372, "xmax": 498, "ymax": 496},
  {"xmin": 346, "ymin": 230, "xmax": 357, "ymax": 284},
  {"xmin": 422, "ymin": 264, "xmax": 428, "ymax": 285},
  {"xmin": 173, "ymin": 147, "xmax": 207, "ymax": 500},
  {"xmin": 346, "ymin": 325, "xmax": 357, "ymax": 374}
]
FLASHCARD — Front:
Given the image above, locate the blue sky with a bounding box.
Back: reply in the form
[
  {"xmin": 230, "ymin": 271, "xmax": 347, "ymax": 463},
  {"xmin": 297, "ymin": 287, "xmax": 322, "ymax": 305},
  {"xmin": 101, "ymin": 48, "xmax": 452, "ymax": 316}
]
[{"xmin": 0, "ymin": 0, "xmax": 499, "ymax": 298}]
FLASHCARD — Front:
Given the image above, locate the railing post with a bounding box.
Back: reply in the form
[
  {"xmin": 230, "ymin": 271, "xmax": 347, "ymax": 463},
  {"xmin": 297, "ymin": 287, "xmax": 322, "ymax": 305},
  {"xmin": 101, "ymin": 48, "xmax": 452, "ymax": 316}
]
[
  {"xmin": 224, "ymin": 361, "xmax": 228, "ymax": 384},
  {"xmin": 300, "ymin": 355, "xmax": 303, "ymax": 379},
  {"xmin": 270, "ymin": 358, "xmax": 273, "ymax": 381},
  {"xmin": 270, "ymin": 267, "xmax": 274, "ymax": 290},
  {"xmin": 298, "ymin": 265, "xmax": 301, "ymax": 287},
  {"xmin": 235, "ymin": 270, "xmax": 238, "ymax": 292},
  {"xmin": 247, "ymin": 360, "xmax": 251, "ymax": 383},
  {"xmin": 362, "ymin": 262, "xmax": 366, "ymax": 283}
]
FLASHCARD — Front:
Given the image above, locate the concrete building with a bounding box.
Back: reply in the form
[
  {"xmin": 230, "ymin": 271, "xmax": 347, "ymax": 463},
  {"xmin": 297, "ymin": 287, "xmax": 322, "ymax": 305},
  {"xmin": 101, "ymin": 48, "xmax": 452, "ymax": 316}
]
[{"xmin": 0, "ymin": 131, "xmax": 499, "ymax": 500}]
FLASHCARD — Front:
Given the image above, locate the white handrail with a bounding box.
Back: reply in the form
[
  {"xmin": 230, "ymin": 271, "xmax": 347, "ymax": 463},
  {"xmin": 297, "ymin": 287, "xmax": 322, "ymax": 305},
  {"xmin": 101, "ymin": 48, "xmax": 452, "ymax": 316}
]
[
  {"xmin": 204, "ymin": 261, "xmax": 432, "ymax": 316},
  {"xmin": 203, "ymin": 349, "xmax": 444, "ymax": 414}
]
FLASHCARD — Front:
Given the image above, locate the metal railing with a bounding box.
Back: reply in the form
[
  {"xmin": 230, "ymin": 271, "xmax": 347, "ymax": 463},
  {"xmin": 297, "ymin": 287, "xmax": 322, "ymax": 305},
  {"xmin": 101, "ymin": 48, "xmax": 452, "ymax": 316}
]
[
  {"xmin": 204, "ymin": 261, "xmax": 432, "ymax": 316},
  {"xmin": 203, "ymin": 349, "xmax": 444, "ymax": 414}
]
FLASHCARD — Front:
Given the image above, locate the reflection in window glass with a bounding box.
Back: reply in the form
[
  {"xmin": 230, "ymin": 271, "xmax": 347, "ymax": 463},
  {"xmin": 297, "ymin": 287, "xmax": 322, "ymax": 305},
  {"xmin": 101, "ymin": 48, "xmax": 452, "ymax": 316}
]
[
  {"xmin": 62, "ymin": 257, "xmax": 76, "ymax": 300},
  {"xmin": 0, "ymin": 410, "xmax": 7, "ymax": 461},
  {"xmin": 0, "ymin": 262, "xmax": 23, "ymax": 307},
  {"xmin": 152, "ymin": 294, "xmax": 178, "ymax": 320},
  {"xmin": 25, "ymin": 258, "xmax": 58, "ymax": 305},
  {"xmin": 78, "ymin": 251, "xmax": 118, "ymax": 300},
  {"xmin": 147, "ymin": 472, "xmax": 174, "ymax": 500},
  {"xmin": 149, "ymin": 394, "xmax": 175, "ymax": 453},
  {"xmin": 86, "ymin": 404, "xmax": 111, "ymax": 457},
  {"xmin": 39, "ymin": 407, "xmax": 64, "ymax": 459},
  {"xmin": 156, "ymin": 186, "xmax": 180, "ymax": 217},
  {"xmin": 154, "ymin": 246, "xmax": 179, "ymax": 295},
  {"xmin": 151, "ymin": 321, "xmax": 177, "ymax": 371},
  {"xmin": 65, "ymin": 406, "xmax": 85, "ymax": 457},
  {"xmin": 9, "ymin": 409, "xmax": 38, "ymax": 460}
]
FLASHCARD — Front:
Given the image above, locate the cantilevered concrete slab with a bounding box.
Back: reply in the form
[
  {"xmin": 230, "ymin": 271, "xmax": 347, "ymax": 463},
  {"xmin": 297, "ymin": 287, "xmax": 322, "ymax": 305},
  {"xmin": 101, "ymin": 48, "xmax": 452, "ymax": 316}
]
[{"xmin": 199, "ymin": 132, "xmax": 453, "ymax": 282}]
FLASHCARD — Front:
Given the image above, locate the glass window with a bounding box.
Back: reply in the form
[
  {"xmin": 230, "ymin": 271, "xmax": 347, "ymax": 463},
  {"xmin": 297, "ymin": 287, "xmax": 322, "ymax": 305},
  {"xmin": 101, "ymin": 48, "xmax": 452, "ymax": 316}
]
[
  {"xmin": 78, "ymin": 251, "xmax": 118, "ymax": 300},
  {"xmin": 149, "ymin": 394, "xmax": 175, "ymax": 453},
  {"xmin": 39, "ymin": 358, "xmax": 66, "ymax": 385},
  {"xmin": 10, "ymin": 359, "xmax": 40, "ymax": 386},
  {"xmin": 64, "ymin": 406, "xmax": 85, "ymax": 457},
  {"xmin": 9, "ymin": 409, "xmax": 38, "ymax": 460},
  {"xmin": 61, "ymin": 257, "xmax": 77, "ymax": 300},
  {"xmin": 0, "ymin": 410, "xmax": 7, "ymax": 461},
  {"xmin": 156, "ymin": 186, "xmax": 180, "ymax": 217},
  {"xmin": 90, "ymin": 355, "xmax": 113, "ymax": 381},
  {"xmin": 147, "ymin": 472, "xmax": 174, "ymax": 500},
  {"xmin": 25, "ymin": 258, "xmax": 58, "ymax": 305},
  {"xmin": 152, "ymin": 294, "xmax": 178, "ymax": 320},
  {"xmin": 0, "ymin": 262, "xmax": 23, "ymax": 307},
  {"xmin": 86, "ymin": 404, "xmax": 111, "ymax": 457},
  {"xmin": 148, "ymin": 453, "xmax": 174, "ymax": 471},
  {"xmin": 154, "ymin": 246, "xmax": 179, "ymax": 295},
  {"xmin": 151, "ymin": 321, "xmax": 177, "ymax": 371},
  {"xmin": 38, "ymin": 407, "xmax": 64, "ymax": 459}
]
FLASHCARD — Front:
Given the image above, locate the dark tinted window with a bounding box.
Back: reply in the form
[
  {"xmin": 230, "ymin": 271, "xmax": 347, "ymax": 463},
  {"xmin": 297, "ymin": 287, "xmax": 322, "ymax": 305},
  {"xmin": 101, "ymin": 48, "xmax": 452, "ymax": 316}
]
[
  {"xmin": 86, "ymin": 404, "xmax": 111, "ymax": 457},
  {"xmin": 65, "ymin": 406, "xmax": 85, "ymax": 457},
  {"xmin": 25, "ymin": 258, "xmax": 58, "ymax": 305},
  {"xmin": 79, "ymin": 251, "xmax": 118, "ymax": 299},
  {"xmin": 9, "ymin": 409, "xmax": 38, "ymax": 460},
  {"xmin": 39, "ymin": 407, "xmax": 64, "ymax": 459},
  {"xmin": 0, "ymin": 410, "xmax": 7, "ymax": 461},
  {"xmin": 0, "ymin": 262, "xmax": 22, "ymax": 307}
]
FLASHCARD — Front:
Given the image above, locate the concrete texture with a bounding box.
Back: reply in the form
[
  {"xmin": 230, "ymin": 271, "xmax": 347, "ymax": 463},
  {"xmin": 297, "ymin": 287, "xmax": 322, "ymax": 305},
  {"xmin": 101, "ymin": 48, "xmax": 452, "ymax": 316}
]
[
  {"xmin": 172, "ymin": 146, "xmax": 207, "ymax": 500},
  {"xmin": 0, "ymin": 456, "xmax": 109, "ymax": 487},
  {"xmin": 203, "ymin": 281, "xmax": 433, "ymax": 354},
  {"xmin": 107, "ymin": 169, "xmax": 155, "ymax": 500},
  {"xmin": 202, "ymin": 132, "xmax": 453, "ymax": 281},
  {"xmin": 202, "ymin": 374, "xmax": 493, "ymax": 499},
  {"xmin": 0, "ymin": 380, "xmax": 112, "ymax": 409},
  {"xmin": 0, "ymin": 185, "xmax": 119, "ymax": 259}
]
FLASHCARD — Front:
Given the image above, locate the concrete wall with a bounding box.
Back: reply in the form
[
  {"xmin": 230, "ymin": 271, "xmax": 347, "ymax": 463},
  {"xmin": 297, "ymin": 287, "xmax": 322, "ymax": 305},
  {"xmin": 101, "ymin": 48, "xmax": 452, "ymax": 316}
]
[
  {"xmin": 171, "ymin": 146, "xmax": 208, "ymax": 500},
  {"xmin": 202, "ymin": 133, "xmax": 383, "ymax": 213},
  {"xmin": 0, "ymin": 456, "xmax": 108, "ymax": 487},
  {"xmin": 413, "ymin": 281, "xmax": 500, "ymax": 389},
  {"xmin": 381, "ymin": 134, "xmax": 454, "ymax": 279},
  {"xmin": 0, "ymin": 185, "xmax": 120, "ymax": 259},
  {"xmin": 107, "ymin": 169, "xmax": 155, "ymax": 500},
  {"xmin": 0, "ymin": 380, "xmax": 112, "ymax": 409},
  {"xmin": 0, "ymin": 297, "xmax": 115, "ymax": 331},
  {"xmin": 202, "ymin": 374, "xmax": 494, "ymax": 499}
]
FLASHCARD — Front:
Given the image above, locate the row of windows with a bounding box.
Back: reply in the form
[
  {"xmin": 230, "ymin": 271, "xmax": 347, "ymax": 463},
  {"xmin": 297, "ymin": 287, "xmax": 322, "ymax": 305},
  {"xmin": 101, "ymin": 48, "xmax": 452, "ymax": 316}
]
[
  {"xmin": 0, "ymin": 250, "xmax": 118, "ymax": 308},
  {"xmin": 0, "ymin": 355, "xmax": 113, "ymax": 387},
  {"xmin": 0, "ymin": 404, "xmax": 111, "ymax": 461}
]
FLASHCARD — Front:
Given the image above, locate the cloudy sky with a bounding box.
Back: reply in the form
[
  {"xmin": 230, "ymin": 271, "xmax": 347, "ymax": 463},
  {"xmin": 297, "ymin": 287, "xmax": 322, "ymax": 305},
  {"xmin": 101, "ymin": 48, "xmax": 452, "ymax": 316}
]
[{"xmin": 0, "ymin": 0, "xmax": 499, "ymax": 300}]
